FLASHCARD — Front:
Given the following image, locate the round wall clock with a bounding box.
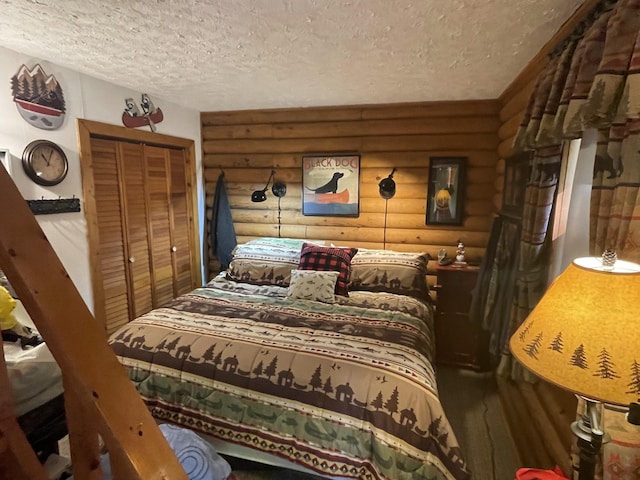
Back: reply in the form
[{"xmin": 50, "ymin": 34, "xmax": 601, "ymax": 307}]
[{"xmin": 22, "ymin": 140, "xmax": 68, "ymax": 186}]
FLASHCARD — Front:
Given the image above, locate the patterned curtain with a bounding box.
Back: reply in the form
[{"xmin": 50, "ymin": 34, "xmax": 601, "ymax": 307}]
[
  {"xmin": 469, "ymin": 216, "xmax": 521, "ymax": 365},
  {"xmin": 586, "ymin": 1, "xmax": 640, "ymax": 262},
  {"xmin": 496, "ymin": 146, "xmax": 562, "ymax": 380},
  {"xmin": 503, "ymin": 0, "xmax": 640, "ymax": 476},
  {"xmin": 500, "ymin": 0, "xmax": 640, "ymax": 372}
]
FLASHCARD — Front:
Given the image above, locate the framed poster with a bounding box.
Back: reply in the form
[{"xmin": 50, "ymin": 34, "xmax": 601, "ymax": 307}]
[
  {"xmin": 302, "ymin": 154, "xmax": 360, "ymax": 217},
  {"xmin": 0, "ymin": 149, "xmax": 10, "ymax": 174},
  {"xmin": 426, "ymin": 157, "xmax": 466, "ymax": 225}
]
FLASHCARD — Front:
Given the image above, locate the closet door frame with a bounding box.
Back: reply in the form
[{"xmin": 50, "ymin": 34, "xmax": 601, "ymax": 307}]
[{"xmin": 77, "ymin": 119, "xmax": 201, "ymax": 330}]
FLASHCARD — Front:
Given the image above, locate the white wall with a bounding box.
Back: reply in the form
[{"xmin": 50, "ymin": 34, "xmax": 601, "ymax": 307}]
[{"xmin": 0, "ymin": 46, "xmax": 203, "ymax": 313}]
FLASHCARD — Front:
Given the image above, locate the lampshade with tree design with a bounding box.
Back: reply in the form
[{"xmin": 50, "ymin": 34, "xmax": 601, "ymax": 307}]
[{"xmin": 509, "ymin": 257, "xmax": 640, "ymax": 407}]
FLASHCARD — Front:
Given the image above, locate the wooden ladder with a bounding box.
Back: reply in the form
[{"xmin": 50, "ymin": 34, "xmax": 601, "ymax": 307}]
[{"xmin": 0, "ymin": 162, "xmax": 188, "ymax": 479}]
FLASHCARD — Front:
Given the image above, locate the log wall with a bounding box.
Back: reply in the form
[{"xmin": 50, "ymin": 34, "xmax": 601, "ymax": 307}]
[{"xmin": 201, "ymin": 101, "xmax": 500, "ymax": 286}]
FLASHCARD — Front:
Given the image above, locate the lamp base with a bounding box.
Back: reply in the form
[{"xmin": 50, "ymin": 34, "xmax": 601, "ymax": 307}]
[
  {"xmin": 574, "ymin": 435, "xmax": 600, "ymax": 480},
  {"xmin": 571, "ymin": 399, "xmax": 609, "ymax": 480}
]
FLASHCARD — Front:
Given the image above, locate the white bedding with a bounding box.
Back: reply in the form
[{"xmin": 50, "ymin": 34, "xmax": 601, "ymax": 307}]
[{"xmin": 3, "ymin": 300, "xmax": 63, "ymax": 416}]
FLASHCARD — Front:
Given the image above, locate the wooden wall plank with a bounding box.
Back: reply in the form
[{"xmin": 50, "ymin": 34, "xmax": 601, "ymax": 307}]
[
  {"xmin": 203, "ymin": 116, "xmax": 500, "ymax": 140},
  {"xmin": 520, "ymin": 382, "xmax": 572, "ymax": 473},
  {"xmin": 201, "ymin": 100, "xmax": 500, "ymax": 126},
  {"xmin": 206, "ymin": 196, "xmax": 494, "ymax": 217},
  {"xmin": 497, "ymin": 376, "xmax": 552, "ymax": 468},
  {"xmin": 204, "ymin": 150, "xmax": 500, "ymax": 169},
  {"xmin": 203, "ymin": 133, "xmax": 499, "ymax": 155},
  {"xmin": 499, "ymin": 76, "xmax": 538, "ymax": 124},
  {"xmin": 498, "ymin": 114, "xmax": 523, "ymax": 143}
]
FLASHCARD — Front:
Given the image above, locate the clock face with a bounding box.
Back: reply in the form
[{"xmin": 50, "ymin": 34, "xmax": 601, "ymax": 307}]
[{"xmin": 22, "ymin": 140, "xmax": 68, "ymax": 186}]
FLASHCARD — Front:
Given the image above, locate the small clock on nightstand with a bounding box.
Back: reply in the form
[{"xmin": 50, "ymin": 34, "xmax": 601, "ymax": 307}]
[{"xmin": 22, "ymin": 139, "xmax": 68, "ymax": 186}]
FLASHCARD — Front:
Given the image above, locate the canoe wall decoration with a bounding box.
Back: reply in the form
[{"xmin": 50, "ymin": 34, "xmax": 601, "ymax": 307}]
[
  {"xmin": 122, "ymin": 93, "xmax": 163, "ymax": 132},
  {"xmin": 302, "ymin": 154, "xmax": 360, "ymax": 217},
  {"xmin": 11, "ymin": 64, "xmax": 66, "ymax": 130}
]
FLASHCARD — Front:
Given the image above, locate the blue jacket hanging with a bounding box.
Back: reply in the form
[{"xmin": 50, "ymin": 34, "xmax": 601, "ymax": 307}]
[{"xmin": 210, "ymin": 172, "xmax": 237, "ymax": 272}]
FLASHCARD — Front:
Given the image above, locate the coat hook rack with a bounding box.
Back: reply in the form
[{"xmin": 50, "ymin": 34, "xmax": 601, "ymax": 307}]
[{"xmin": 27, "ymin": 195, "xmax": 81, "ymax": 215}]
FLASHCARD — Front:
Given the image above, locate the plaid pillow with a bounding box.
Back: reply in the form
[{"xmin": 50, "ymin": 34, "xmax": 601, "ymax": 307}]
[{"xmin": 298, "ymin": 243, "xmax": 357, "ymax": 296}]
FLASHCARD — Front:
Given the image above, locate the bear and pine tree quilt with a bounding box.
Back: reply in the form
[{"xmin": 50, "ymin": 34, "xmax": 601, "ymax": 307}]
[{"xmin": 109, "ymin": 276, "xmax": 470, "ymax": 480}]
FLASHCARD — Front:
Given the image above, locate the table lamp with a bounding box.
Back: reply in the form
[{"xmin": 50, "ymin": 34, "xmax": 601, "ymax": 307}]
[{"xmin": 509, "ymin": 254, "xmax": 640, "ymax": 480}]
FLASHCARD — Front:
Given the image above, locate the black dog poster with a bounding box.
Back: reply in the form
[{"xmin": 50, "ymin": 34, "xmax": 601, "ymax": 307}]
[{"xmin": 302, "ymin": 155, "xmax": 360, "ymax": 217}]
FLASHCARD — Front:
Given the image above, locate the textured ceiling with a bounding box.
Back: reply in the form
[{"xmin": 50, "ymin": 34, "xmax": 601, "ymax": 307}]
[{"xmin": 0, "ymin": 0, "xmax": 583, "ymax": 112}]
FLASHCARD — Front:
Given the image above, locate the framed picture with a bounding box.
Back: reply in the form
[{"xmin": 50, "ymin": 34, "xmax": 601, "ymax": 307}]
[
  {"xmin": 302, "ymin": 154, "xmax": 360, "ymax": 217},
  {"xmin": 501, "ymin": 151, "xmax": 532, "ymax": 219},
  {"xmin": 0, "ymin": 149, "xmax": 10, "ymax": 174},
  {"xmin": 426, "ymin": 157, "xmax": 466, "ymax": 225}
]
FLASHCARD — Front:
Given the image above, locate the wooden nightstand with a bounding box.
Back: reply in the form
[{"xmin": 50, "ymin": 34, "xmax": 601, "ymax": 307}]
[{"xmin": 433, "ymin": 264, "xmax": 490, "ymax": 371}]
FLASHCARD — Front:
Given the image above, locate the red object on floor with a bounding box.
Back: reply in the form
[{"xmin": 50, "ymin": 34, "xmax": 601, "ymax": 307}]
[{"xmin": 515, "ymin": 466, "xmax": 569, "ymax": 479}]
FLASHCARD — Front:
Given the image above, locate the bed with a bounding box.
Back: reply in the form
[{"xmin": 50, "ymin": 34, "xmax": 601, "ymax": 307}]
[
  {"xmin": 108, "ymin": 238, "xmax": 470, "ymax": 480},
  {"xmin": 1, "ymin": 271, "xmax": 66, "ymax": 459},
  {"xmin": 3, "ymin": 300, "xmax": 64, "ymax": 417}
]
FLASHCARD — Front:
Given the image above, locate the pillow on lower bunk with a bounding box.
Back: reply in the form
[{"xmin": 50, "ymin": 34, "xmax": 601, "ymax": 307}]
[
  {"xmin": 348, "ymin": 249, "xmax": 430, "ymax": 301},
  {"xmin": 287, "ymin": 269, "xmax": 339, "ymax": 303},
  {"xmin": 297, "ymin": 243, "xmax": 358, "ymax": 296},
  {"xmin": 226, "ymin": 237, "xmax": 324, "ymax": 287}
]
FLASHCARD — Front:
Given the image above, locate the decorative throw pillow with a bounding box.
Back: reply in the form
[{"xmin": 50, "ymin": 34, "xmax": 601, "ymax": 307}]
[
  {"xmin": 349, "ymin": 249, "xmax": 430, "ymax": 301},
  {"xmin": 297, "ymin": 243, "xmax": 357, "ymax": 296},
  {"xmin": 226, "ymin": 237, "xmax": 314, "ymax": 286},
  {"xmin": 287, "ymin": 270, "xmax": 339, "ymax": 303}
]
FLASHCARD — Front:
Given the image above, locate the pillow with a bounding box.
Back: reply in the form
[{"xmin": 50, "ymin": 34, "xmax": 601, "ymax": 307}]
[
  {"xmin": 348, "ymin": 249, "xmax": 430, "ymax": 301},
  {"xmin": 287, "ymin": 270, "xmax": 339, "ymax": 303},
  {"xmin": 298, "ymin": 243, "xmax": 357, "ymax": 296},
  {"xmin": 226, "ymin": 237, "xmax": 309, "ymax": 286}
]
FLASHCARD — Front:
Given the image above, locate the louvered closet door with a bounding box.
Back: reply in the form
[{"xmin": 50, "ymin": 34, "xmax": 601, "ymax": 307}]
[
  {"xmin": 90, "ymin": 138, "xmax": 130, "ymax": 333},
  {"xmin": 92, "ymin": 139, "xmax": 155, "ymax": 334},
  {"xmin": 82, "ymin": 120, "xmax": 201, "ymax": 335},
  {"xmin": 144, "ymin": 145, "xmax": 175, "ymax": 307},
  {"xmin": 168, "ymin": 148, "xmax": 197, "ymax": 296},
  {"xmin": 118, "ymin": 142, "xmax": 153, "ymax": 318}
]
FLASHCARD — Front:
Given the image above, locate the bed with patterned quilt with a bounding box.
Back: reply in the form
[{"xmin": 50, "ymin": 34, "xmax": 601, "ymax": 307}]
[{"xmin": 108, "ymin": 238, "xmax": 470, "ymax": 480}]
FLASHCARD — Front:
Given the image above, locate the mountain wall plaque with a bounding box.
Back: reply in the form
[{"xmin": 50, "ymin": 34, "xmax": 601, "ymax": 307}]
[{"xmin": 11, "ymin": 64, "xmax": 66, "ymax": 130}]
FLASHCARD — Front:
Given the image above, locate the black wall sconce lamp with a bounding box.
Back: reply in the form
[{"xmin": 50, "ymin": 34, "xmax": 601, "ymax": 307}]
[
  {"xmin": 379, "ymin": 168, "xmax": 397, "ymax": 200},
  {"xmin": 378, "ymin": 168, "xmax": 397, "ymax": 249},
  {"xmin": 251, "ymin": 169, "xmax": 285, "ymax": 202},
  {"xmin": 251, "ymin": 169, "xmax": 287, "ymax": 237}
]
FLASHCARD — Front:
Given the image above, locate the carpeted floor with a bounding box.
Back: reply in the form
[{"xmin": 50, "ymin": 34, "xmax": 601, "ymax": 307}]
[
  {"xmin": 436, "ymin": 365, "xmax": 521, "ymax": 480},
  {"xmin": 230, "ymin": 365, "xmax": 521, "ymax": 480}
]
